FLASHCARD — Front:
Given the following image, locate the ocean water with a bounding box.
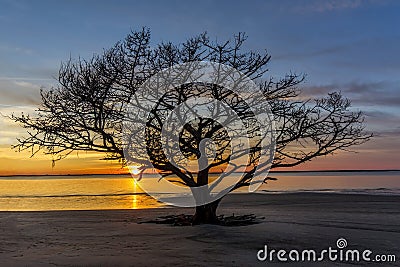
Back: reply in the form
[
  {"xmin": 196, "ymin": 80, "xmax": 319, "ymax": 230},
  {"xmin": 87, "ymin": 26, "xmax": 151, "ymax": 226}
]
[{"xmin": 0, "ymin": 171, "xmax": 399, "ymax": 211}]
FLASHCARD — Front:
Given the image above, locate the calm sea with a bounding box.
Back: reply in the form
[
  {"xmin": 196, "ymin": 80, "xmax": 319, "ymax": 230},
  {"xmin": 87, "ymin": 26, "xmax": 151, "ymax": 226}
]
[{"xmin": 0, "ymin": 171, "xmax": 399, "ymax": 211}]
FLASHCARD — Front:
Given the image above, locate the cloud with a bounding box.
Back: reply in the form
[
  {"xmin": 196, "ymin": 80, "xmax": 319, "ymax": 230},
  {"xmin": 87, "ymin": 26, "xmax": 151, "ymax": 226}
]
[
  {"xmin": 0, "ymin": 78, "xmax": 44, "ymax": 106},
  {"xmin": 0, "ymin": 43, "xmax": 33, "ymax": 55},
  {"xmin": 363, "ymin": 110, "xmax": 400, "ymax": 132},
  {"xmin": 0, "ymin": 76, "xmax": 53, "ymax": 81},
  {"xmin": 309, "ymin": 0, "xmax": 362, "ymax": 12},
  {"xmin": 14, "ymin": 80, "xmax": 37, "ymax": 88},
  {"xmin": 274, "ymin": 35, "xmax": 400, "ymax": 77},
  {"xmin": 0, "ymin": 43, "xmax": 58, "ymax": 81},
  {"xmin": 301, "ymin": 81, "xmax": 400, "ymax": 106},
  {"xmin": 293, "ymin": 0, "xmax": 388, "ymax": 13},
  {"xmin": 0, "ymin": 105, "xmax": 37, "ymax": 145},
  {"xmin": 364, "ymin": 110, "xmax": 399, "ymax": 122},
  {"xmin": 299, "ymin": 81, "xmax": 400, "ymax": 138},
  {"xmin": 0, "ymin": 105, "xmax": 38, "ymax": 148},
  {"xmin": 354, "ymin": 132, "xmax": 400, "ymax": 153}
]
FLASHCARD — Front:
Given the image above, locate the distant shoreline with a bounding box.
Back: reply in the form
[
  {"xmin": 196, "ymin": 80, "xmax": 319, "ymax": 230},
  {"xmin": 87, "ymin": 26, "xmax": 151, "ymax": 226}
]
[{"xmin": 0, "ymin": 169, "xmax": 399, "ymax": 178}]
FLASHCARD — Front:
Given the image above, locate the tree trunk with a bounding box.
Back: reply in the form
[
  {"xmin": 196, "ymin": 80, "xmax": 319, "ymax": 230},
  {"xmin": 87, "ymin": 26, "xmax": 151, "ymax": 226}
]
[{"xmin": 192, "ymin": 199, "xmax": 221, "ymax": 225}]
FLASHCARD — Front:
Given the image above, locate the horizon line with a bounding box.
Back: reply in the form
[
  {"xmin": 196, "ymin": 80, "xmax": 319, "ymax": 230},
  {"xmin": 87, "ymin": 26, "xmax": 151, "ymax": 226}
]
[{"xmin": 0, "ymin": 169, "xmax": 399, "ymax": 178}]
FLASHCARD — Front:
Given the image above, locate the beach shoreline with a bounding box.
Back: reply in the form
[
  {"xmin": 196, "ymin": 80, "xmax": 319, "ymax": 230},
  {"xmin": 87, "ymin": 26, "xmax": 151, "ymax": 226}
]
[{"xmin": 1, "ymin": 193, "xmax": 399, "ymax": 266}]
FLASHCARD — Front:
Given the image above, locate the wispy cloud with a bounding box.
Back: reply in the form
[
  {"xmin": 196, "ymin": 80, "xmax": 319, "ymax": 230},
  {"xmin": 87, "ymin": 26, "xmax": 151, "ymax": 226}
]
[
  {"xmin": 0, "ymin": 79, "xmax": 43, "ymax": 106},
  {"xmin": 301, "ymin": 81, "xmax": 400, "ymax": 106},
  {"xmin": 310, "ymin": 0, "xmax": 362, "ymax": 12},
  {"xmin": 0, "ymin": 43, "xmax": 33, "ymax": 55},
  {"xmin": 294, "ymin": 0, "xmax": 366, "ymax": 13},
  {"xmin": 300, "ymin": 81, "xmax": 400, "ymax": 138},
  {"xmin": 0, "ymin": 104, "xmax": 36, "ymax": 145},
  {"xmin": 363, "ymin": 110, "xmax": 400, "ymax": 132},
  {"xmin": 0, "ymin": 77, "xmax": 54, "ymax": 81},
  {"xmin": 293, "ymin": 0, "xmax": 395, "ymax": 14},
  {"xmin": 274, "ymin": 44, "xmax": 349, "ymax": 61}
]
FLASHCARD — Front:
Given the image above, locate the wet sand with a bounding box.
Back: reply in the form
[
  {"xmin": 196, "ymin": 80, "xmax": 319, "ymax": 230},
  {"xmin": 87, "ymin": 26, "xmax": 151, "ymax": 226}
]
[{"xmin": 0, "ymin": 193, "xmax": 399, "ymax": 266}]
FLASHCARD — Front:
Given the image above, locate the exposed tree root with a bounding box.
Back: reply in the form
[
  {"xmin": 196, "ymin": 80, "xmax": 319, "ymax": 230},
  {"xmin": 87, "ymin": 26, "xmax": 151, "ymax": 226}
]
[{"xmin": 139, "ymin": 214, "xmax": 264, "ymax": 226}]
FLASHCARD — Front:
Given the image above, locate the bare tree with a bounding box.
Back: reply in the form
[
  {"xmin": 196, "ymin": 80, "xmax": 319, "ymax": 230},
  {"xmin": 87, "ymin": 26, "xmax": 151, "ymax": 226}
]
[{"xmin": 12, "ymin": 28, "xmax": 371, "ymax": 224}]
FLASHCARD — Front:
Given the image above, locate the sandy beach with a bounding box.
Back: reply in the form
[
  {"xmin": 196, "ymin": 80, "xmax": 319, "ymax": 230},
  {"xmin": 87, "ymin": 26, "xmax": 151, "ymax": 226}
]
[{"xmin": 1, "ymin": 193, "xmax": 399, "ymax": 266}]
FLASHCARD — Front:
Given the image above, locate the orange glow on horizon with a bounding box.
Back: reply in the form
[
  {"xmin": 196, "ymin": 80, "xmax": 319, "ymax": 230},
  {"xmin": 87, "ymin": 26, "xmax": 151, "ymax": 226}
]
[{"xmin": 0, "ymin": 135, "xmax": 399, "ymax": 176}]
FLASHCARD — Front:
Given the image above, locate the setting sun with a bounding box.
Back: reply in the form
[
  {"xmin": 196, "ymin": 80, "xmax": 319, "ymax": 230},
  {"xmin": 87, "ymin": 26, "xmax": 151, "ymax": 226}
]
[{"xmin": 128, "ymin": 165, "xmax": 141, "ymax": 175}]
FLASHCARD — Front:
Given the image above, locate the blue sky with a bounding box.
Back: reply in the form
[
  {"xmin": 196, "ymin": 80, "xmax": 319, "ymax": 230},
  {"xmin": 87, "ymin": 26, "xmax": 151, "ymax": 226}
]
[{"xmin": 0, "ymin": 0, "xmax": 399, "ymax": 172}]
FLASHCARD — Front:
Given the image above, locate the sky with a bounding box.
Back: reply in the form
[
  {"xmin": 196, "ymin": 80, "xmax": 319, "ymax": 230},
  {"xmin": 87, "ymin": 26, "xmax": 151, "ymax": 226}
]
[{"xmin": 0, "ymin": 0, "xmax": 399, "ymax": 175}]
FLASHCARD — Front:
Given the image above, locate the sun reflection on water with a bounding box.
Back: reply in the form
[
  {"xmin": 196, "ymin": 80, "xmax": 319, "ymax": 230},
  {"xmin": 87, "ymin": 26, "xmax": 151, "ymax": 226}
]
[{"xmin": 132, "ymin": 178, "xmax": 138, "ymax": 209}]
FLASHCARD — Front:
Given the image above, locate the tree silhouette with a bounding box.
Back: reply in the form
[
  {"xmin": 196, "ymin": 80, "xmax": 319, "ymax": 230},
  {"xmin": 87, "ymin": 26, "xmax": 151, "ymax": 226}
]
[{"xmin": 12, "ymin": 28, "xmax": 371, "ymax": 224}]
